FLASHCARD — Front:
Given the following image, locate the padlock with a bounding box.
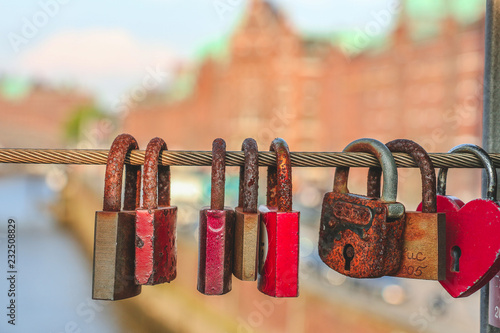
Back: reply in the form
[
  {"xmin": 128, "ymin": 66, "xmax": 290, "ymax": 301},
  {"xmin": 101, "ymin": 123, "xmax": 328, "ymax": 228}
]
[
  {"xmin": 422, "ymin": 144, "xmax": 500, "ymax": 298},
  {"xmin": 258, "ymin": 138, "xmax": 300, "ymax": 297},
  {"xmin": 233, "ymin": 138, "xmax": 260, "ymax": 281},
  {"xmin": 198, "ymin": 138, "xmax": 235, "ymax": 295},
  {"xmin": 318, "ymin": 138, "xmax": 405, "ymax": 278},
  {"xmin": 366, "ymin": 139, "xmax": 446, "ymax": 280},
  {"xmin": 92, "ymin": 134, "xmax": 142, "ymax": 300},
  {"xmin": 490, "ymin": 274, "xmax": 500, "ymax": 328},
  {"xmin": 135, "ymin": 137, "xmax": 177, "ymax": 285}
]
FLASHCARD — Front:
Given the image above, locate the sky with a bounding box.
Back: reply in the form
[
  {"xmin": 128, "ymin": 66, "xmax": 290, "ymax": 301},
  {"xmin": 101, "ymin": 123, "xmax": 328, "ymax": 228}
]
[{"xmin": 0, "ymin": 0, "xmax": 484, "ymax": 109}]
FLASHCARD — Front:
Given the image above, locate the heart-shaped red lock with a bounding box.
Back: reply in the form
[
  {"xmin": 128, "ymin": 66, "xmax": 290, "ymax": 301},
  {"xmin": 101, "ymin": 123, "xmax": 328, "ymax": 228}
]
[{"xmin": 418, "ymin": 144, "xmax": 500, "ymax": 298}]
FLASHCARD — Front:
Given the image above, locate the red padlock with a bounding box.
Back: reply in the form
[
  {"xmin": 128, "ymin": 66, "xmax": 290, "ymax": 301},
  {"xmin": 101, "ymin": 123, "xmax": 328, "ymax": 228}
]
[
  {"xmin": 198, "ymin": 138, "xmax": 235, "ymax": 295},
  {"xmin": 418, "ymin": 144, "xmax": 500, "ymax": 298},
  {"xmin": 135, "ymin": 137, "xmax": 177, "ymax": 285},
  {"xmin": 258, "ymin": 138, "xmax": 300, "ymax": 297}
]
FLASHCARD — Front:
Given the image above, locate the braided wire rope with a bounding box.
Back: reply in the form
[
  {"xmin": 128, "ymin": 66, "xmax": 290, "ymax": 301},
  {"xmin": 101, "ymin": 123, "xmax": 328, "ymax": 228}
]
[{"xmin": 0, "ymin": 149, "xmax": 499, "ymax": 168}]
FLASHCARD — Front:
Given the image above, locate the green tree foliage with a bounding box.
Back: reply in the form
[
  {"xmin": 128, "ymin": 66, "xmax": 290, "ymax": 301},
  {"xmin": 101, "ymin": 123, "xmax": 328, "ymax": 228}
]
[{"xmin": 64, "ymin": 105, "xmax": 109, "ymax": 143}]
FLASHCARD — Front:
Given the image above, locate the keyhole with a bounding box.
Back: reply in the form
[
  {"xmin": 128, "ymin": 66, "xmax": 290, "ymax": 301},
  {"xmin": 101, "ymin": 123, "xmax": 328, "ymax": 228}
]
[
  {"xmin": 343, "ymin": 244, "xmax": 355, "ymax": 271},
  {"xmin": 451, "ymin": 246, "xmax": 462, "ymax": 272}
]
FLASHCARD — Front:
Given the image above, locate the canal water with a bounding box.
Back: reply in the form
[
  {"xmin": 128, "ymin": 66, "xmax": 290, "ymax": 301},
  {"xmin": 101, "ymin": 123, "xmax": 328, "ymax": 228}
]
[{"xmin": 0, "ymin": 176, "xmax": 119, "ymax": 333}]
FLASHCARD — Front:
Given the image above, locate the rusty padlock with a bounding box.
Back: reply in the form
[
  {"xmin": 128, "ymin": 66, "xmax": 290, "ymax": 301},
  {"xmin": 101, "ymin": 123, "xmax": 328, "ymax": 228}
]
[
  {"xmin": 135, "ymin": 137, "xmax": 177, "ymax": 285},
  {"xmin": 366, "ymin": 139, "xmax": 446, "ymax": 280},
  {"xmin": 427, "ymin": 144, "xmax": 500, "ymax": 298},
  {"xmin": 198, "ymin": 138, "xmax": 235, "ymax": 295},
  {"xmin": 318, "ymin": 138, "xmax": 405, "ymax": 278},
  {"xmin": 93, "ymin": 134, "xmax": 142, "ymax": 300},
  {"xmin": 258, "ymin": 138, "xmax": 300, "ymax": 297},
  {"xmin": 233, "ymin": 138, "xmax": 260, "ymax": 281}
]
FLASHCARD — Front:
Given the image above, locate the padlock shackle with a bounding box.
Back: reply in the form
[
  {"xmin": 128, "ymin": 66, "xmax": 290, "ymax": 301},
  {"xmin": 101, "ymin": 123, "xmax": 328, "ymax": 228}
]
[
  {"xmin": 367, "ymin": 139, "xmax": 437, "ymax": 213},
  {"xmin": 266, "ymin": 138, "xmax": 292, "ymax": 212},
  {"xmin": 333, "ymin": 138, "xmax": 398, "ymax": 203},
  {"xmin": 103, "ymin": 134, "xmax": 141, "ymax": 212},
  {"xmin": 211, "ymin": 138, "xmax": 227, "ymax": 210},
  {"xmin": 437, "ymin": 144, "xmax": 497, "ymax": 200},
  {"xmin": 142, "ymin": 137, "xmax": 170, "ymax": 210},
  {"xmin": 238, "ymin": 138, "xmax": 259, "ymax": 213}
]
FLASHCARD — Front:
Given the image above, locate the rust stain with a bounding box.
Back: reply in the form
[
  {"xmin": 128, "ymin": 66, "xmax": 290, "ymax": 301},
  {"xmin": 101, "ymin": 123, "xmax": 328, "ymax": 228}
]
[
  {"xmin": 103, "ymin": 134, "xmax": 141, "ymax": 212},
  {"xmin": 267, "ymin": 138, "xmax": 292, "ymax": 212},
  {"xmin": 238, "ymin": 138, "xmax": 259, "ymax": 213},
  {"xmin": 367, "ymin": 139, "xmax": 437, "ymax": 213},
  {"xmin": 211, "ymin": 138, "xmax": 226, "ymax": 210},
  {"xmin": 142, "ymin": 137, "xmax": 169, "ymax": 209}
]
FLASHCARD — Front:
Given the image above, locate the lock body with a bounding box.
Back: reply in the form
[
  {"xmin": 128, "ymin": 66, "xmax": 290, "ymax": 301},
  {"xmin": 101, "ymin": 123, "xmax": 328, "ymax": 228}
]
[
  {"xmin": 233, "ymin": 207, "xmax": 260, "ymax": 281},
  {"xmin": 391, "ymin": 212, "xmax": 446, "ymax": 280},
  {"xmin": 490, "ymin": 274, "xmax": 500, "ymax": 327},
  {"xmin": 135, "ymin": 207, "xmax": 177, "ymax": 285},
  {"xmin": 198, "ymin": 208, "xmax": 235, "ymax": 295},
  {"xmin": 437, "ymin": 198, "xmax": 500, "ymax": 297},
  {"xmin": 319, "ymin": 192, "xmax": 404, "ymax": 278},
  {"xmin": 93, "ymin": 210, "xmax": 140, "ymax": 300},
  {"xmin": 258, "ymin": 207, "xmax": 300, "ymax": 297},
  {"xmin": 432, "ymin": 194, "xmax": 500, "ymax": 297}
]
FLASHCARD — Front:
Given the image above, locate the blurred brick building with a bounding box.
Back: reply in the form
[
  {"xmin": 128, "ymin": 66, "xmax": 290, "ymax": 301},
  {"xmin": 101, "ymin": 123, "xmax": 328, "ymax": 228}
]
[
  {"xmin": 123, "ymin": 0, "xmax": 484, "ymax": 154},
  {"xmin": 0, "ymin": 79, "xmax": 91, "ymax": 148}
]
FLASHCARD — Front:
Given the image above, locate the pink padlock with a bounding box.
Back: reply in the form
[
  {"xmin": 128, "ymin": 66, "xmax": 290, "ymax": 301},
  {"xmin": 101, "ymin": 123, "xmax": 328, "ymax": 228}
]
[
  {"xmin": 197, "ymin": 138, "xmax": 235, "ymax": 295},
  {"xmin": 258, "ymin": 138, "xmax": 300, "ymax": 297},
  {"xmin": 418, "ymin": 144, "xmax": 500, "ymax": 298}
]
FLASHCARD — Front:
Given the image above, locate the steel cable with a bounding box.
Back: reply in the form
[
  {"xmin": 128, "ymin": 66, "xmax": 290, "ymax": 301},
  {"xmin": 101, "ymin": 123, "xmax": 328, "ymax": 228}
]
[{"xmin": 0, "ymin": 149, "xmax": 499, "ymax": 168}]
